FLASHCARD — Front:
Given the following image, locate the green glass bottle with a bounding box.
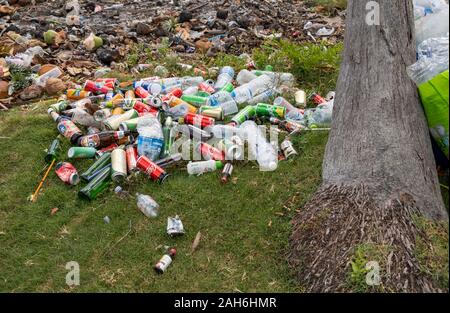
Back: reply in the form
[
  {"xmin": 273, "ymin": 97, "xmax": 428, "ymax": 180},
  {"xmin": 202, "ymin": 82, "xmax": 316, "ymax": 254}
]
[
  {"xmin": 80, "ymin": 152, "xmax": 112, "ymax": 181},
  {"xmin": 78, "ymin": 166, "xmax": 111, "ymax": 200}
]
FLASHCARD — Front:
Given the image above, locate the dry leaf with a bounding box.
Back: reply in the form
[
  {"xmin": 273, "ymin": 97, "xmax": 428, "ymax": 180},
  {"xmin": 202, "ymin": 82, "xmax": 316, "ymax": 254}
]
[
  {"xmin": 191, "ymin": 231, "xmax": 202, "ymax": 252},
  {"xmin": 67, "ymin": 66, "xmax": 83, "ymax": 76}
]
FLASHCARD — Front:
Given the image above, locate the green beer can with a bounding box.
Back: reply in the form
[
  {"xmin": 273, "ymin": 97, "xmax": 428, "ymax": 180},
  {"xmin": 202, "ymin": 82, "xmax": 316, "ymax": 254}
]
[
  {"xmin": 255, "ymin": 103, "xmax": 286, "ymax": 119},
  {"xmin": 231, "ymin": 105, "xmax": 256, "ymax": 125},
  {"xmin": 198, "ymin": 105, "xmax": 224, "ymax": 120},
  {"xmin": 181, "ymin": 94, "xmax": 208, "ymax": 107},
  {"xmin": 68, "ymin": 147, "xmax": 97, "ymax": 159},
  {"xmin": 220, "ymin": 82, "xmax": 234, "ymax": 93}
]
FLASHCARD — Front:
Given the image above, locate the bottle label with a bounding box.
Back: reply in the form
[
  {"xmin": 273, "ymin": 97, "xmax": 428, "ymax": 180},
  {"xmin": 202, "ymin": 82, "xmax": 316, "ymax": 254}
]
[
  {"xmin": 80, "ymin": 134, "xmax": 100, "ymax": 148},
  {"xmin": 57, "ymin": 120, "xmax": 80, "ymax": 139}
]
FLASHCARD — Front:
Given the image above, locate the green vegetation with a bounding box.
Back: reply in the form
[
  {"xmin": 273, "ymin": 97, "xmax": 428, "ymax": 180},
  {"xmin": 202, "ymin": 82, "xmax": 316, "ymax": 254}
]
[
  {"xmin": 306, "ymin": 0, "xmax": 348, "ymax": 12},
  {"xmin": 346, "ymin": 243, "xmax": 391, "ymax": 293},
  {"xmin": 413, "ymin": 216, "xmax": 449, "ymax": 289}
]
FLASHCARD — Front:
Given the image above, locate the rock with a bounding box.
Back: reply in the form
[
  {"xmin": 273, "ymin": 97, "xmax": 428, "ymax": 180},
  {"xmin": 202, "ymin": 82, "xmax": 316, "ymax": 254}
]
[
  {"xmin": 45, "ymin": 78, "xmax": 66, "ymax": 95},
  {"xmin": 19, "ymin": 85, "xmax": 43, "ymax": 100},
  {"xmin": 178, "ymin": 10, "xmax": 192, "ymax": 23},
  {"xmin": 195, "ymin": 38, "xmax": 213, "ymax": 54},
  {"xmin": 173, "ymin": 45, "xmax": 185, "ymax": 53},
  {"xmin": 216, "ymin": 9, "xmax": 228, "ymax": 20},
  {"xmin": 236, "ymin": 16, "xmax": 250, "ymax": 29},
  {"xmin": 97, "ymin": 48, "xmax": 119, "ymax": 65},
  {"xmin": 136, "ymin": 22, "xmax": 152, "ymax": 35},
  {"xmin": 0, "ymin": 80, "xmax": 9, "ymax": 99},
  {"xmin": 154, "ymin": 27, "xmax": 169, "ymax": 38}
]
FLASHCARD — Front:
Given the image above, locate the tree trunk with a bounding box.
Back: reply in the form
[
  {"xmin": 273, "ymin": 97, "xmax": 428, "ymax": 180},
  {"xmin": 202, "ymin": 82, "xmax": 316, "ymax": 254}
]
[{"xmin": 289, "ymin": 0, "xmax": 448, "ymax": 292}]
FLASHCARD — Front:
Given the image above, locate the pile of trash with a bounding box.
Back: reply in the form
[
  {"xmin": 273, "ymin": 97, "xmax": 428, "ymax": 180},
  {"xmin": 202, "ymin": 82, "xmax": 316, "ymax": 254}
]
[
  {"xmin": 33, "ymin": 64, "xmax": 334, "ymax": 211},
  {"xmin": 408, "ymin": 0, "xmax": 449, "ymax": 159}
]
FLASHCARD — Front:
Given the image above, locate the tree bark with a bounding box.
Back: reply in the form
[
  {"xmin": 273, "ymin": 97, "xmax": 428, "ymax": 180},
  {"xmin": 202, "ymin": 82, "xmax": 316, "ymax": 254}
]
[{"xmin": 289, "ymin": 0, "xmax": 448, "ymax": 292}]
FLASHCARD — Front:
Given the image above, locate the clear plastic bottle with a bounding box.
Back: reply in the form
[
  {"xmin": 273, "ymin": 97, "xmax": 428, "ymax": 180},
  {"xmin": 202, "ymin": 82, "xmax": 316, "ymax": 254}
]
[
  {"xmin": 231, "ymin": 74, "xmax": 274, "ymax": 104},
  {"xmin": 251, "ymin": 70, "xmax": 296, "ymax": 87},
  {"xmin": 236, "ymin": 69, "xmax": 258, "ymax": 86},
  {"xmin": 63, "ymin": 108, "xmax": 100, "ymax": 128},
  {"xmin": 239, "ymin": 121, "xmax": 278, "ymax": 171},
  {"xmin": 210, "ymin": 124, "xmax": 242, "ymax": 139},
  {"xmin": 214, "ymin": 66, "xmax": 234, "ymax": 90},
  {"xmin": 136, "ymin": 193, "xmax": 159, "ymax": 218},
  {"xmin": 206, "ymin": 91, "xmax": 238, "ymax": 116},
  {"xmin": 137, "ymin": 116, "xmax": 164, "ymax": 161}
]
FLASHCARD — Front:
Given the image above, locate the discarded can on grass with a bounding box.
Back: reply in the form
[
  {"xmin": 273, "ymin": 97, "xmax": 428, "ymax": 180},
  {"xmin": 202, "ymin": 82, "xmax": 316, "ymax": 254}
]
[
  {"xmin": 81, "ymin": 152, "xmax": 112, "ymax": 181},
  {"xmin": 168, "ymin": 96, "xmax": 197, "ymax": 114},
  {"xmin": 230, "ymin": 105, "xmax": 256, "ymax": 126},
  {"xmin": 67, "ymin": 89, "xmax": 92, "ymax": 100},
  {"xmin": 136, "ymin": 155, "xmax": 170, "ymax": 184},
  {"xmin": 221, "ymin": 163, "xmax": 233, "ymax": 184},
  {"xmin": 79, "ymin": 166, "xmax": 111, "ymax": 200},
  {"xmin": 197, "ymin": 142, "xmax": 225, "ymax": 161},
  {"xmin": 49, "ymin": 100, "xmax": 70, "ymax": 113},
  {"xmin": 111, "ymin": 148, "xmax": 127, "ymax": 183},
  {"xmin": 68, "ymin": 147, "xmax": 97, "ymax": 159},
  {"xmin": 220, "ymin": 82, "xmax": 234, "ymax": 93},
  {"xmin": 179, "ymin": 113, "xmax": 215, "ymax": 129},
  {"xmin": 167, "ymin": 216, "xmax": 185, "ymax": 236},
  {"xmin": 55, "ymin": 162, "xmax": 80, "ymax": 185},
  {"xmin": 154, "ymin": 248, "xmax": 176, "ymax": 274},
  {"xmin": 280, "ymin": 139, "xmax": 298, "ymax": 159},
  {"xmin": 198, "ymin": 82, "xmax": 215, "ymax": 94},
  {"xmin": 187, "ymin": 160, "xmax": 223, "ymax": 175},
  {"xmin": 84, "ymin": 80, "xmax": 112, "ymax": 94},
  {"xmin": 255, "ymin": 103, "xmax": 286, "ymax": 119},
  {"xmin": 198, "ymin": 105, "xmax": 224, "ymax": 120},
  {"xmin": 133, "ymin": 101, "xmax": 158, "ymax": 115},
  {"xmin": 294, "ymin": 90, "xmax": 306, "ymax": 107},
  {"xmin": 45, "ymin": 138, "xmax": 60, "ymax": 163},
  {"xmin": 125, "ymin": 145, "xmax": 138, "ymax": 173}
]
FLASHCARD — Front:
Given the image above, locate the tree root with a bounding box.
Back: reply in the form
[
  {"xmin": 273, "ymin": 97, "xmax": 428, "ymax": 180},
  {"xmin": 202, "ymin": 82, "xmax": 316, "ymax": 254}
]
[{"xmin": 288, "ymin": 184, "xmax": 448, "ymax": 293}]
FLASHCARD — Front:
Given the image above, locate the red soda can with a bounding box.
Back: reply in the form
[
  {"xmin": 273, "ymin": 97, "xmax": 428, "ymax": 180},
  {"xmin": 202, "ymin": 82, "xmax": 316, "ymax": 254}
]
[
  {"xmin": 133, "ymin": 101, "xmax": 158, "ymax": 114},
  {"xmin": 55, "ymin": 162, "xmax": 80, "ymax": 185},
  {"xmin": 125, "ymin": 145, "xmax": 138, "ymax": 173},
  {"xmin": 197, "ymin": 142, "xmax": 225, "ymax": 161},
  {"xmin": 84, "ymin": 80, "xmax": 112, "ymax": 94},
  {"xmin": 161, "ymin": 88, "xmax": 183, "ymax": 103},
  {"xmin": 311, "ymin": 93, "xmax": 327, "ymax": 105},
  {"xmin": 135, "ymin": 86, "xmax": 151, "ymax": 99},
  {"xmin": 96, "ymin": 143, "xmax": 118, "ymax": 157},
  {"xmin": 182, "ymin": 113, "xmax": 215, "ymax": 128},
  {"xmin": 136, "ymin": 155, "xmax": 169, "ymax": 184},
  {"xmin": 198, "ymin": 82, "xmax": 215, "ymax": 94},
  {"xmin": 95, "ymin": 78, "xmax": 118, "ymax": 87}
]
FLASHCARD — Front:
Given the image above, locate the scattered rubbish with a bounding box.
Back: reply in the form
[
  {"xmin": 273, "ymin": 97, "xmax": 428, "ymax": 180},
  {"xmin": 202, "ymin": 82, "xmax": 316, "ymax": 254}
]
[
  {"xmin": 55, "ymin": 161, "xmax": 80, "ymax": 185},
  {"xmin": 154, "ymin": 247, "xmax": 176, "ymax": 274},
  {"xmin": 50, "ymin": 207, "xmax": 59, "ymax": 215},
  {"xmin": 103, "ymin": 216, "xmax": 110, "ymax": 224},
  {"xmin": 136, "ymin": 193, "xmax": 159, "ymax": 218},
  {"xmin": 167, "ymin": 215, "xmax": 185, "ymax": 236},
  {"xmin": 191, "ymin": 231, "xmax": 202, "ymax": 253}
]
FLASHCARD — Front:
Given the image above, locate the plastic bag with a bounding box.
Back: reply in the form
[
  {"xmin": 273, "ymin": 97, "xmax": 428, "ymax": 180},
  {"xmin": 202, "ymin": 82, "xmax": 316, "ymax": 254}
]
[{"xmin": 413, "ymin": 0, "xmax": 449, "ymax": 46}]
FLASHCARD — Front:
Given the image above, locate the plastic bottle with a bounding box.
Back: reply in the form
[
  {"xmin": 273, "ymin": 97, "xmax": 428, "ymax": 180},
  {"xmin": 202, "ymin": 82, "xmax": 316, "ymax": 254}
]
[
  {"xmin": 251, "ymin": 70, "xmax": 295, "ymax": 87},
  {"xmin": 183, "ymin": 86, "xmax": 199, "ymax": 95},
  {"xmin": 136, "ymin": 193, "xmax": 159, "ymax": 218},
  {"xmin": 103, "ymin": 109, "xmax": 139, "ymax": 130},
  {"xmin": 214, "ymin": 66, "xmax": 235, "ymax": 90},
  {"xmin": 187, "ymin": 160, "xmax": 224, "ymax": 175},
  {"xmin": 34, "ymin": 67, "xmax": 63, "ymax": 87},
  {"xmin": 231, "ymin": 74, "xmax": 274, "ymax": 104},
  {"xmin": 211, "ymin": 124, "xmax": 242, "ymax": 139},
  {"xmin": 162, "ymin": 117, "xmax": 174, "ymax": 157},
  {"xmin": 236, "ymin": 69, "xmax": 258, "ymax": 86},
  {"xmin": 137, "ymin": 116, "xmax": 164, "ymax": 161},
  {"xmin": 78, "ymin": 131, "xmax": 130, "ymax": 149},
  {"xmin": 239, "ymin": 121, "xmax": 278, "ymax": 171},
  {"xmin": 206, "ymin": 91, "xmax": 238, "ymax": 116},
  {"xmin": 273, "ymin": 97, "xmax": 304, "ymax": 120},
  {"xmin": 62, "ymin": 108, "xmax": 100, "ymax": 128}
]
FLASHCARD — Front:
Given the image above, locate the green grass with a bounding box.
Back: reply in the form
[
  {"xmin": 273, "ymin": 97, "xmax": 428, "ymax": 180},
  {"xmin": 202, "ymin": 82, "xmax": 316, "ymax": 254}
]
[
  {"xmin": 0, "ymin": 39, "xmax": 341, "ymax": 292},
  {"xmin": 305, "ymin": 0, "xmax": 347, "ymax": 12}
]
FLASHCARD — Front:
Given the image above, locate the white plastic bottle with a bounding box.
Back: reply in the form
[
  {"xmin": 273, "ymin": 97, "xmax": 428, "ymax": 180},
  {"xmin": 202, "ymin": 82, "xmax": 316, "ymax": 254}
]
[
  {"xmin": 206, "ymin": 91, "xmax": 238, "ymax": 116},
  {"xmin": 187, "ymin": 160, "xmax": 223, "ymax": 175},
  {"xmin": 236, "ymin": 69, "xmax": 258, "ymax": 86}
]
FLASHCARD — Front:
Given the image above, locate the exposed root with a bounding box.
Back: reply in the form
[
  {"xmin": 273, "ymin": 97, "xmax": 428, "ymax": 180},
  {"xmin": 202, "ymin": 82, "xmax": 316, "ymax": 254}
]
[{"xmin": 288, "ymin": 184, "xmax": 448, "ymax": 293}]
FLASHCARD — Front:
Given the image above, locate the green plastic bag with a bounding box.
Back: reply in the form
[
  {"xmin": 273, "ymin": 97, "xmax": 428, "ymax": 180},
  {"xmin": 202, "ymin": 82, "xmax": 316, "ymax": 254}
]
[{"xmin": 418, "ymin": 69, "xmax": 449, "ymax": 158}]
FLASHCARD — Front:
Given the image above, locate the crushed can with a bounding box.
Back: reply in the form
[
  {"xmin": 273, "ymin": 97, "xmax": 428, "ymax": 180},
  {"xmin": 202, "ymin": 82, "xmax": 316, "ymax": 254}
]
[
  {"xmin": 125, "ymin": 145, "xmax": 138, "ymax": 173},
  {"xmin": 280, "ymin": 139, "xmax": 298, "ymax": 159},
  {"xmin": 167, "ymin": 216, "xmax": 185, "ymax": 236},
  {"xmin": 55, "ymin": 162, "xmax": 80, "ymax": 185}
]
